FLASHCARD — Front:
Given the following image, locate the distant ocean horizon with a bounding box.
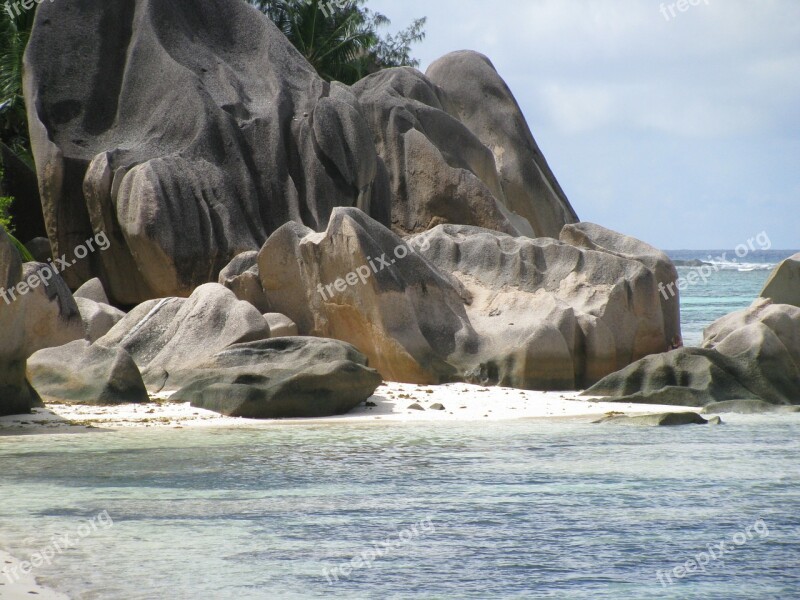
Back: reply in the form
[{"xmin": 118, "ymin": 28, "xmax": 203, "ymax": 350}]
[{"xmin": 666, "ymin": 249, "xmax": 798, "ymax": 346}]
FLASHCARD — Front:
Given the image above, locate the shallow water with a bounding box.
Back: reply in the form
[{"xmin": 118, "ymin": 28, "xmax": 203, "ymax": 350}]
[
  {"xmin": 1, "ymin": 419, "xmax": 799, "ymax": 599},
  {"xmin": 667, "ymin": 249, "xmax": 797, "ymax": 346}
]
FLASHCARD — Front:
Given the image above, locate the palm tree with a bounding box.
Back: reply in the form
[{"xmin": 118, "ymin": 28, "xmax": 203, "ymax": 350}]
[
  {"xmin": 250, "ymin": 0, "xmax": 377, "ymax": 84},
  {"xmin": 249, "ymin": 0, "xmax": 425, "ymax": 85}
]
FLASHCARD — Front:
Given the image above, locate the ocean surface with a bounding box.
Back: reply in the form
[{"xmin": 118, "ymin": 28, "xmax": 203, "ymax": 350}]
[
  {"xmin": 1, "ymin": 249, "xmax": 798, "ymax": 600},
  {"xmin": 1, "ymin": 420, "xmax": 799, "ymax": 599},
  {"xmin": 667, "ymin": 249, "xmax": 798, "ymax": 346}
]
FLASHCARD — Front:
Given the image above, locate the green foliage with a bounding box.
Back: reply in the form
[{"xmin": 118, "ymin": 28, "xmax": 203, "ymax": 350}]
[
  {"xmin": 366, "ymin": 11, "xmax": 426, "ymax": 70},
  {"xmin": 0, "ymin": 194, "xmax": 13, "ymax": 232},
  {"xmin": 0, "ymin": 162, "xmax": 13, "ymax": 233},
  {"xmin": 0, "ymin": 8, "xmax": 34, "ymax": 166},
  {"xmin": 249, "ymin": 0, "xmax": 425, "ymax": 85},
  {"xmin": 8, "ymin": 230, "xmax": 33, "ymax": 262}
]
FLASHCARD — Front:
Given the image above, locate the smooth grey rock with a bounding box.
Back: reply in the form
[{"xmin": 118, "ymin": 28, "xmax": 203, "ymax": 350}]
[
  {"xmin": 76, "ymin": 296, "xmax": 125, "ymax": 342},
  {"xmin": 429, "ymin": 403, "xmax": 445, "ymax": 411},
  {"xmin": 593, "ymin": 412, "xmax": 709, "ymax": 426},
  {"xmin": 408, "ymin": 403, "xmax": 425, "ymax": 411},
  {"xmin": 586, "ymin": 298, "xmax": 800, "ymax": 407},
  {"xmin": 19, "ymin": 262, "xmax": 85, "ymax": 357},
  {"xmin": 426, "ymin": 51, "xmax": 578, "ymax": 238},
  {"xmin": 24, "ymin": 237, "xmax": 52, "ymax": 263},
  {"xmin": 0, "ymin": 227, "xmax": 41, "ymax": 414},
  {"xmin": 97, "ymin": 283, "xmax": 270, "ymax": 388},
  {"xmin": 584, "ymin": 348, "xmax": 757, "ymax": 407},
  {"xmin": 264, "ymin": 313, "xmax": 298, "ymax": 338},
  {"xmin": 760, "ymin": 252, "xmax": 800, "ymax": 308},
  {"xmin": 74, "ymin": 277, "xmax": 110, "ymax": 304},
  {"xmin": 28, "ymin": 340, "xmax": 148, "ymax": 405},
  {"xmin": 707, "ymin": 416, "xmax": 723, "ymax": 425},
  {"xmin": 25, "ymin": 0, "xmax": 390, "ymax": 305},
  {"xmin": 170, "ymin": 338, "xmax": 382, "ymax": 419}
]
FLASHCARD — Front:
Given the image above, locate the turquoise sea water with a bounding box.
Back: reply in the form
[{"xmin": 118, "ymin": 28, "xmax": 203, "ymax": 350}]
[
  {"xmin": 1, "ymin": 420, "xmax": 799, "ymax": 599},
  {"xmin": 667, "ymin": 250, "xmax": 798, "ymax": 346},
  {"xmin": 1, "ymin": 250, "xmax": 799, "ymax": 599}
]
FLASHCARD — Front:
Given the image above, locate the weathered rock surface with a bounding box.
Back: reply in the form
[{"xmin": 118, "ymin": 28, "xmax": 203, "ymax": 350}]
[
  {"xmin": 76, "ymin": 296, "xmax": 125, "ymax": 342},
  {"xmin": 26, "ymin": 2, "xmax": 578, "ymax": 306},
  {"xmin": 264, "ymin": 313, "xmax": 298, "ymax": 338},
  {"xmin": 74, "ymin": 277, "xmax": 110, "ymax": 304},
  {"xmin": 97, "ymin": 283, "xmax": 270, "ymax": 389},
  {"xmin": 259, "ymin": 209, "xmax": 476, "ymax": 384},
  {"xmin": 219, "ymin": 251, "xmax": 271, "ymax": 314},
  {"xmin": 352, "ymin": 54, "xmax": 578, "ymax": 239},
  {"xmin": 0, "ymin": 227, "xmax": 41, "ymax": 415},
  {"xmin": 259, "ymin": 207, "xmax": 673, "ymax": 389},
  {"xmin": 560, "ymin": 222, "xmax": 682, "ymax": 349},
  {"xmin": 170, "ymin": 338, "xmax": 382, "ymax": 418},
  {"xmin": 413, "ymin": 223, "xmax": 671, "ymax": 388},
  {"xmin": 586, "ymin": 299, "xmax": 800, "ymax": 406},
  {"xmin": 25, "ymin": 0, "xmax": 390, "ymax": 305},
  {"xmin": 593, "ymin": 412, "xmax": 709, "ymax": 426},
  {"xmin": 28, "ymin": 340, "xmax": 148, "ymax": 405},
  {"xmin": 426, "ymin": 51, "xmax": 578, "ymax": 238},
  {"xmin": 760, "ymin": 252, "xmax": 800, "ymax": 308},
  {"xmin": 19, "ymin": 262, "xmax": 85, "ymax": 357}
]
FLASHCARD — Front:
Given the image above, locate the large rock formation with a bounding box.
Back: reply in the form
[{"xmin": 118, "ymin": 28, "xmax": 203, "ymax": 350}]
[
  {"xmin": 258, "ymin": 209, "xmax": 477, "ymax": 385},
  {"xmin": 0, "ymin": 227, "xmax": 40, "ymax": 415},
  {"xmin": 0, "ymin": 228, "xmax": 85, "ymax": 414},
  {"xmin": 24, "ymin": 0, "xmax": 390, "ymax": 305},
  {"xmin": 560, "ymin": 222, "xmax": 682, "ymax": 349},
  {"xmin": 426, "ymin": 51, "xmax": 578, "ymax": 238},
  {"xmin": 351, "ymin": 53, "xmax": 578, "ymax": 239},
  {"xmin": 25, "ymin": 2, "xmax": 578, "ymax": 306},
  {"xmin": 760, "ymin": 252, "xmax": 800, "ymax": 308},
  {"xmin": 257, "ymin": 207, "xmax": 673, "ymax": 389},
  {"xmin": 170, "ymin": 338, "xmax": 382, "ymax": 418},
  {"xmin": 586, "ymin": 298, "xmax": 800, "ymax": 406}
]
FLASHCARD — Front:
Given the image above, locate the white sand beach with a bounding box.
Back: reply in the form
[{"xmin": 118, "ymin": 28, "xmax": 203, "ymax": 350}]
[{"xmin": 0, "ymin": 382, "xmax": 698, "ymax": 434}]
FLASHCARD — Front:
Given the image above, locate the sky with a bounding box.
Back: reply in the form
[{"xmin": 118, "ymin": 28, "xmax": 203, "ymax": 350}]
[{"xmin": 369, "ymin": 0, "xmax": 799, "ymax": 249}]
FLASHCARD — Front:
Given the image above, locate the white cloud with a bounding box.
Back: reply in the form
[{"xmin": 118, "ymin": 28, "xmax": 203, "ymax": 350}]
[{"xmin": 368, "ymin": 0, "xmax": 800, "ymax": 248}]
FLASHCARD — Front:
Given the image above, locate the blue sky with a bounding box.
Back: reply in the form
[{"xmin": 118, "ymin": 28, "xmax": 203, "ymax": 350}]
[{"xmin": 369, "ymin": 0, "xmax": 799, "ymax": 249}]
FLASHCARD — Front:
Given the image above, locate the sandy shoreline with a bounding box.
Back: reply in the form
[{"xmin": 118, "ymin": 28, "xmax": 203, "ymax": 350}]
[
  {"xmin": 0, "ymin": 382, "xmax": 699, "ymax": 435},
  {"xmin": 0, "ymin": 549, "xmax": 70, "ymax": 600}
]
